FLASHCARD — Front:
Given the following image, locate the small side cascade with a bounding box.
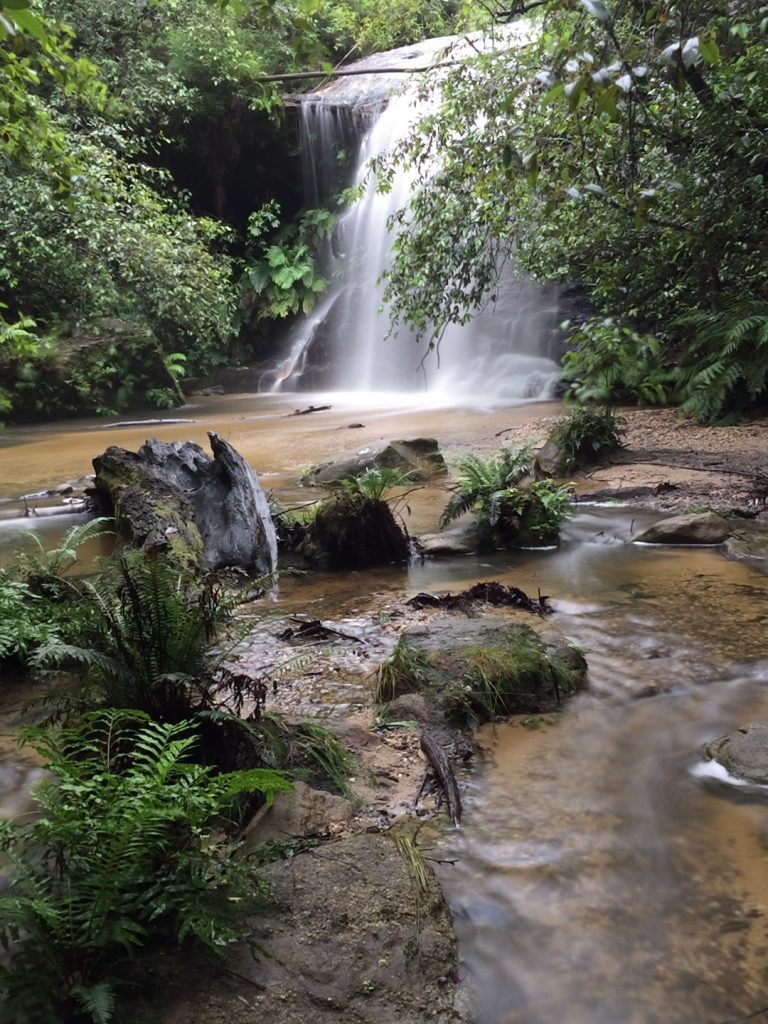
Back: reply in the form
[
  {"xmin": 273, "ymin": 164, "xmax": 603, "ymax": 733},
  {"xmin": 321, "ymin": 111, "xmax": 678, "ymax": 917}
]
[{"xmin": 268, "ymin": 34, "xmax": 563, "ymax": 405}]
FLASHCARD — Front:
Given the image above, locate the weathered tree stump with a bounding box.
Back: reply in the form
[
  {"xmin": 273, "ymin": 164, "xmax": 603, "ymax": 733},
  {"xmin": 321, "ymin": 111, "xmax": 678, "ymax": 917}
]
[{"xmin": 91, "ymin": 432, "xmax": 277, "ymax": 573}]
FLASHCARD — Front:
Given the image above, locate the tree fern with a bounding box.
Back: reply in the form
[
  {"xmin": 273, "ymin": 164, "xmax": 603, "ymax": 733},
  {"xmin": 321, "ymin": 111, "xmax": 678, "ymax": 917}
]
[{"xmin": 675, "ymin": 301, "xmax": 768, "ymax": 423}]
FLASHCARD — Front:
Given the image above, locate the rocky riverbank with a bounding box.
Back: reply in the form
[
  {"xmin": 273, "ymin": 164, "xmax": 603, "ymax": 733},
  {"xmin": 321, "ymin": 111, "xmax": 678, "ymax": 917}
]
[{"xmin": 451, "ymin": 406, "xmax": 768, "ymax": 515}]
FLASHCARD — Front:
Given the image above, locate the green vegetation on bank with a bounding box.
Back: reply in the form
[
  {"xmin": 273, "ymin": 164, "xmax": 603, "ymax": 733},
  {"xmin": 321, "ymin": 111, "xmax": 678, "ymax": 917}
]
[
  {"xmin": 0, "ymin": 527, "xmax": 357, "ymax": 1022},
  {"xmin": 441, "ymin": 445, "xmax": 573, "ymax": 547},
  {"xmin": 379, "ymin": 0, "xmax": 768, "ymax": 422}
]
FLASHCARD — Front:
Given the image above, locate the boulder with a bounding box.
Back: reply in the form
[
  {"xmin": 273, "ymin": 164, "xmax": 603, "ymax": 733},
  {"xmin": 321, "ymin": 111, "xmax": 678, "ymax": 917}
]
[
  {"xmin": 535, "ymin": 437, "xmax": 572, "ymax": 478},
  {"xmin": 704, "ymin": 723, "xmax": 768, "ymax": 785},
  {"xmin": 243, "ymin": 780, "xmax": 353, "ymax": 847},
  {"xmin": 300, "ymin": 494, "xmax": 409, "ymax": 569},
  {"xmin": 725, "ymin": 516, "xmax": 768, "ymax": 561},
  {"xmin": 633, "ymin": 511, "xmax": 731, "ymax": 545},
  {"xmin": 92, "ymin": 432, "xmax": 277, "ymax": 573},
  {"xmin": 396, "ymin": 617, "xmax": 587, "ymax": 725},
  {"xmin": 416, "ymin": 524, "xmax": 478, "ymax": 556},
  {"xmin": 309, "ymin": 437, "xmax": 447, "ymax": 486}
]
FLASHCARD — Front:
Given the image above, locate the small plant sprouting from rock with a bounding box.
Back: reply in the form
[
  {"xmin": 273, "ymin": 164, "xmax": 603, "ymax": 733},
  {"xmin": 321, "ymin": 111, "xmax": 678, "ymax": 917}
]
[
  {"xmin": 374, "ymin": 635, "xmax": 430, "ymax": 703},
  {"xmin": 338, "ymin": 466, "xmax": 413, "ymax": 502},
  {"xmin": 391, "ymin": 832, "xmax": 430, "ymax": 947},
  {"xmin": 548, "ymin": 406, "xmax": 625, "ymax": 471}
]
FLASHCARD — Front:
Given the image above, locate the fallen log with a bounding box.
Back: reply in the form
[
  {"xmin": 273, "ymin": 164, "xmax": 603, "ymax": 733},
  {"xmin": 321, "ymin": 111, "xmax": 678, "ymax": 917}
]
[
  {"xmin": 420, "ymin": 729, "xmax": 462, "ymax": 828},
  {"xmin": 100, "ymin": 418, "xmax": 198, "ymax": 429},
  {"xmin": 286, "ymin": 404, "xmax": 332, "ymax": 417}
]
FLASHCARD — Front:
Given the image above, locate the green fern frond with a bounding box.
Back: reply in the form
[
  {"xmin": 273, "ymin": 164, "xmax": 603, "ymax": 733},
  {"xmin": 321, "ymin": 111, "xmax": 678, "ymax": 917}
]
[{"xmin": 71, "ymin": 981, "xmax": 116, "ymax": 1024}]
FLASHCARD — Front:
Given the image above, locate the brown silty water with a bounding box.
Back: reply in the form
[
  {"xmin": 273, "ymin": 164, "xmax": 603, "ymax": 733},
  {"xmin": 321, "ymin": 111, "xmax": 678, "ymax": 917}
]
[{"xmin": 1, "ymin": 394, "xmax": 767, "ymax": 1023}]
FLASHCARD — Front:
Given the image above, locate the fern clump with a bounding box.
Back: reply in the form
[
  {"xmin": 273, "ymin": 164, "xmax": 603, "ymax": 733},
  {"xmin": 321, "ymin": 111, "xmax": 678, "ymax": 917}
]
[
  {"xmin": 32, "ymin": 549, "xmax": 244, "ymax": 723},
  {"xmin": 0, "ymin": 518, "xmax": 112, "ymax": 667},
  {"xmin": 441, "ymin": 446, "xmax": 572, "ymax": 548},
  {"xmin": 0, "ymin": 710, "xmax": 290, "ymax": 1023},
  {"xmin": 547, "ymin": 406, "xmax": 625, "ymax": 471},
  {"xmin": 674, "ymin": 301, "xmax": 768, "ymax": 423}
]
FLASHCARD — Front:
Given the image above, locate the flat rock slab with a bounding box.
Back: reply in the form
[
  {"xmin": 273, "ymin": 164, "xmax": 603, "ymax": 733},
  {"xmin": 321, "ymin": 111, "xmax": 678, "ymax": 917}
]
[
  {"xmin": 417, "ymin": 526, "xmax": 478, "ymax": 556},
  {"xmin": 158, "ymin": 833, "xmax": 465, "ymax": 1024},
  {"xmin": 704, "ymin": 722, "xmax": 768, "ymax": 785},
  {"xmin": 310, "ymin": 438, "xmax": 447, "ymax": 486},
  {"xmin": 725, "ymin": 516, "xmax": 768, "ymax": 560},
  {"xmin": 633, "ymin": 511, "xmax": 731, "ymax": 545}
]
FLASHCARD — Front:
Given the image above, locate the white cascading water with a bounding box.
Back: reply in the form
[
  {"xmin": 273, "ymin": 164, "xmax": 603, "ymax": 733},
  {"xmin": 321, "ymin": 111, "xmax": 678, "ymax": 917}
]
[{"xmin": 271, "ymin": 37, "xmax": 562, "ymax": 406}]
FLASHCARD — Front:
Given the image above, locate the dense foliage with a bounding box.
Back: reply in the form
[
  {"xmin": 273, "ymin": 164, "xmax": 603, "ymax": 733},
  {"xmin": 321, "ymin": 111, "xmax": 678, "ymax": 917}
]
[
  {"xmin": 0, "ymin": 711, "xmax": 289, "ymax": 1023},
  {"xmin": 379, "ymin": 0, "xmax": 768, "ymax": 421},
  {"xmin": 441, "ymin": 446, "xmax": 573, "ymax": 546},
  {"xmin": 0, "ymin": 533, "xmax": 357, "ymax": 1021},
  {"xmin": 0, "ymin": 0, "xmax": 480, "ymax": 422}
]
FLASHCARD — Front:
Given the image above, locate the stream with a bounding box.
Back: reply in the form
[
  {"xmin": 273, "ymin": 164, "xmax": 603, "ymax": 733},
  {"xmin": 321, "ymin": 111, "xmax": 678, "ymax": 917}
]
[{"xmin": 1, "ymin": 392, "xmax": 767, "ymax": 1023}]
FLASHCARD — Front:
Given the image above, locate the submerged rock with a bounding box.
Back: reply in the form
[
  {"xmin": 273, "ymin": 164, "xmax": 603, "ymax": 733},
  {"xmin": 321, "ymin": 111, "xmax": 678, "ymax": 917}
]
[
  {"xmin": 724, "ymin": 516, "xmax": 768, "ymax": 561},
  {"xmin": 309, "ymin": 437, "xmax": 447, "ymax": 486},
  {"xmin": 704, "ymin": 723, "xmax": 768, "ymax": 785},
  {"xmin": 633, "ymin": 511, "xmax": 731, "ymax": 545},
  {"xmin": 92, "ymin": 432, "xmax": 277, "ymax": 573}
]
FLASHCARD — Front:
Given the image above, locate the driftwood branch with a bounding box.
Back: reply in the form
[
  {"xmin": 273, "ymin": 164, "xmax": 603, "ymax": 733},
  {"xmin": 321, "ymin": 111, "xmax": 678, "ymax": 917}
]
[
  {"xmin": 420, "ymin": 729, "xmax": 462, "ymax": 827},
  {"xmin": 256, "ymin": 59, "xmax": 465, "ymax": 83}
]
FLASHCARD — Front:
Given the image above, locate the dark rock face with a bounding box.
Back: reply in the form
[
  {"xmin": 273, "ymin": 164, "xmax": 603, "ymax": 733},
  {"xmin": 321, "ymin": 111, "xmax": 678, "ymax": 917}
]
[
  {"xmin": 633, "ymin": 511, "xmax": 731, "ymax": 545},
  {"xmin": 309, "ymin": 438, "xmax": 447, "ymax": 486},
  {"xmin": 92, "ymin": 432, "xmax": 277, "ymax": 573},
  {"xmin": 704, "ymin": 723, "xmax": 768, "ymax": 785}
]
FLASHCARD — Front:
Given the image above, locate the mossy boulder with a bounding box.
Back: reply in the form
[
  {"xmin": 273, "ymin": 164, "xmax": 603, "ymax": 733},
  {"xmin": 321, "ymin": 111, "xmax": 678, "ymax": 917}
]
[
  {"xmin": 388, "ymin": 618, "xmax": 587, "ymax": 725},
  {"xmin": 92, "ymin": 433, "xmax": 276, "ymax": 572},
  {"xmin": 300, "ymin": 494, "xmax": 409, "ymax": 569}
]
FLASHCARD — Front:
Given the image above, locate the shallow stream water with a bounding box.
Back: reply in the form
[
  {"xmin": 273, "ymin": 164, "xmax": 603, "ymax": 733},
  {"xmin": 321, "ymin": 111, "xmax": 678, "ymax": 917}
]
[{"xmin": 1, "ymin": 394, "xmax": 767, "ymax": 1023}]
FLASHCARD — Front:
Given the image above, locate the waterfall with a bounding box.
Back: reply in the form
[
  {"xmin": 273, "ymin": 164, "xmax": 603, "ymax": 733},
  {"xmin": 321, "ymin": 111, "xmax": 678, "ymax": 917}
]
[{"xmin": 270, "ymin": 37, "xmax": 562, "ymax": 406}]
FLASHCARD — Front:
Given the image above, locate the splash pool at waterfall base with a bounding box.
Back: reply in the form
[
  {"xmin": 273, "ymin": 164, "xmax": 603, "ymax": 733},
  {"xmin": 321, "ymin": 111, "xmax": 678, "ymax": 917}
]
[{"xmin": 1, "ymin": 393, "xmax": 768, "ymax": 1024}]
